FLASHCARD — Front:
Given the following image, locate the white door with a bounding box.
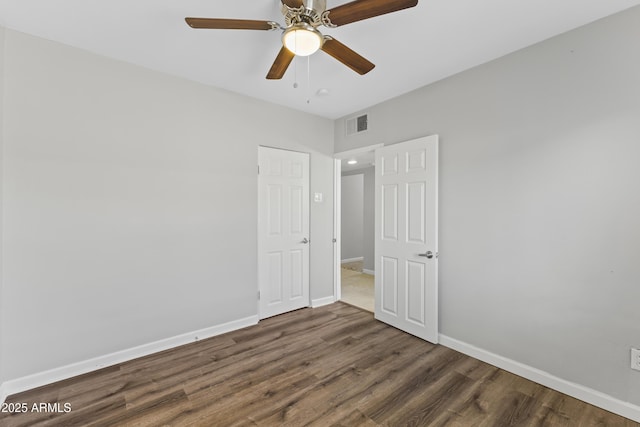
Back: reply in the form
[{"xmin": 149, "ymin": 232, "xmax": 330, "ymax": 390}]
[
  {"xmin": 258, "ymin": 146, "xmax": 310, "ymax": 319},
  {"xmin": 375, "ymin": 135, "xmax": 439, "ymax": 343}
]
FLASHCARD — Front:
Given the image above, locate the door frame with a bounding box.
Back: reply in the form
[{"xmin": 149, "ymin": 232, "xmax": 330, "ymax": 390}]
[{"xmin": 333, "ymin": 158, "xmax": 342, "ymax": 301}]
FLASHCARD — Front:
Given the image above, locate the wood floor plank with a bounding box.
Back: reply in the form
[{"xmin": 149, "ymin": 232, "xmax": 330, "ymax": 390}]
[
  {"xmin": 260, "ymin": 333, "xmax": 456, "ymax": 425},
  {"xmin": 0, "ymin": 303, "xmax": 637, "ymax": 426},
  {"xmin": 301, "ymin": 338, "xmax": 444, "ymax": 426}
]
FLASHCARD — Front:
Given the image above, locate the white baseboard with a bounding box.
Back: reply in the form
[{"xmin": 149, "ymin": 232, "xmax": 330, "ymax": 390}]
[
  {"xmin": 0, "ymin": 315, "xmax": 259, "ymax": 405},
  {"xmin": 311, "ymin": 296, "xmax": 336, "ymax": 308},
  {"xmin": 439, "ymin": 334, "xmax": 640, "ymax": 423},
  {"xmin": 362, "ymin": 269, "xmax": 375, "ymax": 276},
  {"xmin": 341, "ymin": 257, "xmax": 363, "ymax": 264}
]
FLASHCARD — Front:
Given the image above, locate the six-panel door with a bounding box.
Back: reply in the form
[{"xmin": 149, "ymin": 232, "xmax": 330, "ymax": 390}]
[
  {"xmin": 375, "ymin": 135, "xmax": 439, "ymax": 343},
  {"xmin": 258, "ymin": 147, "xmax": 310, "ymax": 319}
]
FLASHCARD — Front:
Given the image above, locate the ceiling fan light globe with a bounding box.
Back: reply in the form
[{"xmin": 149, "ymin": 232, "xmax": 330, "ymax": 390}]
[{"xmin": 282, "ymin": 24, "xmax": 323, "ymax": 56}]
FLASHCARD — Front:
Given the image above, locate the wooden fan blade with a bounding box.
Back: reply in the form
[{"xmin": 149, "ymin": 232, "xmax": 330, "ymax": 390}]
[
  {"xmin": 266, "ymin": 47, "xmax": 296, "ymax": 80},
  {"xmin": 281, "ymin": 0, "xmax": 304, "ymax": 7},
  {"xmin": 185, "ymin": 18, "xmax": 275, "ymax": 30},
  {"xmin": 325, "ymin": 0, "xmax": 418, "ymax": 27},
  {"xmin": 321, "ymin": 37, "xmax": 375, "ymax": 75}
]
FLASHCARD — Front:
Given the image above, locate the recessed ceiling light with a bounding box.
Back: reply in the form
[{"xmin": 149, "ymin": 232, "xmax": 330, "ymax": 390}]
[
  {"xmin": 347, "ymin": 159, "xmax": 358, "ymax": 165},
  {"xmin": 316, "ymin": 88, "xmax": 330, "ymax": 97}
]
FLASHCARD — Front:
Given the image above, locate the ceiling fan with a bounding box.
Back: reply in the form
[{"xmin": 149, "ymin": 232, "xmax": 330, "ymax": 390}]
[{"xmin": 185, "ymin": 0, "xmax": 419, "ymax": 80}]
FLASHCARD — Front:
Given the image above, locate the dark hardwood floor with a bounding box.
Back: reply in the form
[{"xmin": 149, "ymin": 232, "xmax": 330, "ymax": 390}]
[{"xmin": 1, "ymin": 302, "xmax": 637, "ymax": 426}]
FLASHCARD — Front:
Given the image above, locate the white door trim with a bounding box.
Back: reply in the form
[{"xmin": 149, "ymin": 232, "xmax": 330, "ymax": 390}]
[
  {"xmin": 334, "ymin": 143, "xmax": 384, "ymax": 160},
  {"xmin": 333, "ymin": 158, "xmax": 342, "ymax": 302}
]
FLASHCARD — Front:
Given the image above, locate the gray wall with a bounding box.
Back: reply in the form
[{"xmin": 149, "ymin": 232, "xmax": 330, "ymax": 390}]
[
  {"xmin": 0, "ymin": 29, "xmax": 334, "ymax": 381},
  {"xmin": 0, "ymin": 26, "xmax": 5, "ymax": 386},
  {"xmin": 335, "ymin": 7, "xmax": 640, "ymax": 406},
  {"xmin": 342, "ymin": 167, "xmax": 375, "ymax": 272},
  {"xmin": 361, "ymin": 167, "xmax": 374, "ymax": 273},
  {"xmin": 340, "ymin": 174, "xmax": 363, "ymax": 261}
]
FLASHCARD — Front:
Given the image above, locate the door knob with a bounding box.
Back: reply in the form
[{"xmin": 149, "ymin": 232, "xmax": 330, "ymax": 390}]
[
  {"xmin": 301, "ymin": 238, "xmax": 309, "ymax": 244},
  {"xmin": 419, "ymin": 251, "xmax": 438, "ymax": 259}
]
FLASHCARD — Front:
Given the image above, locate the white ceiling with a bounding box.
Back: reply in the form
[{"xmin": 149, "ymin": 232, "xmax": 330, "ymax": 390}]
[{"xmin": 1, "ymin": 0, "xmax": 639, "ymax": 119}]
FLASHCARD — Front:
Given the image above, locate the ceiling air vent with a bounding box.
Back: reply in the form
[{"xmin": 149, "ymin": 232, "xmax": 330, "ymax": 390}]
[{"xmin": 345, "ymin": 114, "xmax": 368, "ymax": 136}]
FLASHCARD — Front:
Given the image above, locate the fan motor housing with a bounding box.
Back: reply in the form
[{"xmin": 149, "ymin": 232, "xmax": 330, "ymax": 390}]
[
  {"xmin": 283, "ymin": 0, "xmax": 328, "ymax": 28},
  {"xmin": 304, "ymin": 0, "xmax": 326, "ymax": 14}
]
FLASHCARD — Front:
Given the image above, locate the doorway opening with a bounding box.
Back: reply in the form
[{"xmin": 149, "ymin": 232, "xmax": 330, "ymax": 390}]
[
  {"xmin": 334, "ymin": 144, "xmax": 382, "ymax": 312},
  {"xmin": 341, "ymin": 169, "xmax": 373, "ymax": 311}
]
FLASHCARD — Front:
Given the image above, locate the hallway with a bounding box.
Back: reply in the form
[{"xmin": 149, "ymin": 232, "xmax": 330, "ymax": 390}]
[{"xmin": 340, "ymin": 260, "xmax": 374, "ymax": 312}]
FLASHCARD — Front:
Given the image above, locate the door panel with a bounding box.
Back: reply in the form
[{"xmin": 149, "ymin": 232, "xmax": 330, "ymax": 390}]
[
  {"xmin": 382, "ymin": 184, "xmax": 398, "ymax": 240},
  {"xmin": 375, "ymin": 135, "xmax": 439, "ymax": 343},
  {"xmin": 259, "ymin": 147, "xmax": 310, "ymax": 319},
  {"xmin": 268, "ymin": 185, "xmax": 282, "ymax": 236},
  {"xmin": 381, "ymin": 256, "xmax": 398, "ymax": 314},
  {"xmin": 407, "ymin": 149, "xmax": 426, "ymax": 172},
  {"xmin": 407, "ymin": 182, "xmax": 426, "ymax": 244},
  {"xmin": 290, "ymin": 186, "xmax": 303, "ymax": 234},
  {"xmin": 382, "ymin": 153, "xmax": 399, "ymax": 176},
  {"xmin": 290, "ymin": 249, "xmax": 304, "ymax": 298},
  {"xmin": 406, "ymin": 260, "xmax": 425, "ymax": 324},
  {"xmin": 267, "ymin": 252, "xmax": 283, "ymax": 303}
]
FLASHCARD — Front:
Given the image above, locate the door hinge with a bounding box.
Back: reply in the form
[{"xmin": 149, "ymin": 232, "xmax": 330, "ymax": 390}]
[
  {"xmin": 257, "ymin": 165, "xmax": 260, "ymax": 175},
  {"xmin": 258, "ymin": 291, "xmax": 261, "ymax": 300}
]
